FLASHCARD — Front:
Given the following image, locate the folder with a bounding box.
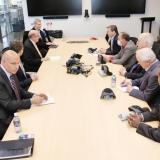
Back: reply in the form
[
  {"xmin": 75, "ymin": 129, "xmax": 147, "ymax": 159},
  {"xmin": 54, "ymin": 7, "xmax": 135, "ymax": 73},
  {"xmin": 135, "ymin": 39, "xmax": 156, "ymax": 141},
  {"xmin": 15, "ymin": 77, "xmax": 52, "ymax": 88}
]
[{"xmin": 0, "ymin": 138, "xmax": 34, "ymax": 159}]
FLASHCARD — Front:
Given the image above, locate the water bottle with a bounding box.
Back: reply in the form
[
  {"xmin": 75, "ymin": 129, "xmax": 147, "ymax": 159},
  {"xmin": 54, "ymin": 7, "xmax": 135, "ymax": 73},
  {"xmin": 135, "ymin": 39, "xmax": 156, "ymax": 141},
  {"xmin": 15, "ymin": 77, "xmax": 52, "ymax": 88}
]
[
  {"xmin": 111, "ymin": 74, "xmax": 116, "ymax": 88},
  {"xmin": 13, "ymin": 113, "xmax": 22, "ymax": 133}
]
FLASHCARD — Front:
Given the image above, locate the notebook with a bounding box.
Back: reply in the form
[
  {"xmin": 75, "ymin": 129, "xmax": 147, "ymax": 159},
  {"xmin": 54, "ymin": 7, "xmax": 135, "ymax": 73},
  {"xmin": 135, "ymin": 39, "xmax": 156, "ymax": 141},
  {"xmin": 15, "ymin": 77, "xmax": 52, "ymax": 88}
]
[{"xmin": 0, "ymin": 138, "xmax": 34, "ymax": 159}]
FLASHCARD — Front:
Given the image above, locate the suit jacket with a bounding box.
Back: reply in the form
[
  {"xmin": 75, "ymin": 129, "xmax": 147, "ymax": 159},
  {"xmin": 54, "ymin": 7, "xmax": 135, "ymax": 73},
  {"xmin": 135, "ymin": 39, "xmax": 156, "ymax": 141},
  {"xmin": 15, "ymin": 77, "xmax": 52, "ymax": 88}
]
[
  {"xmin": 16, "ymin": 66, "xmax": 32, "ymax": 90},
  {"xmin": 0, "ymin": 67, "xmax": 33, "ymax": 138},
  {"xmin": 22, "ymin": 39, "xmax": 43, "ymax": 72},
  {"xmin": 105, "ymin": 34, "xmax": 121, "ymax": 55},
  {"xmin": 112, "ymin": 40, "xmax": 137, "ymax": 68},
  {"xmin": 32, "ymin": 27, "xmax": 51, "ymax": 51},
  {"xmin": 136, "ymin": 105, "xmax": 160, "ymax": 142},
  {"xmin": 125, "ymin": 63, "xmax": 146, "ymax": 80},
  {"xmin": 130, "ymin": 60, "xmax": 160, "ymax": 102}
]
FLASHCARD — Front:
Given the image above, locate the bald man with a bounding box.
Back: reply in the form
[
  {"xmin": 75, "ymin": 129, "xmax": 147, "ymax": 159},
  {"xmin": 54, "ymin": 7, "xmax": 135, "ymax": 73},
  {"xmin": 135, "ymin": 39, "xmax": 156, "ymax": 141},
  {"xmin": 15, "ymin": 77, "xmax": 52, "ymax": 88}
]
[
  {"xmin": 22, "ymin": 30, "xmax": 49, "ymax": 72},
  {"xmin": 0, "ymin": 50, "xmax": 47, "ymax": 139}
]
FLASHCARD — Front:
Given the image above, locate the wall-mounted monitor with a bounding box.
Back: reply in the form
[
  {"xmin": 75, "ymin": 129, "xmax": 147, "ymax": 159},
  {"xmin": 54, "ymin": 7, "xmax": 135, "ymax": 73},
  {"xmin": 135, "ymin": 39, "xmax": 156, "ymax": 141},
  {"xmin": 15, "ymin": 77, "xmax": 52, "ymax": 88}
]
[
  {"xmin": 26, "ymin": 0, "xmax": 82, "ymax": 16},
  {"xmin": 92, "ymin": 0, "xmax": 146, "ymax": 15}
]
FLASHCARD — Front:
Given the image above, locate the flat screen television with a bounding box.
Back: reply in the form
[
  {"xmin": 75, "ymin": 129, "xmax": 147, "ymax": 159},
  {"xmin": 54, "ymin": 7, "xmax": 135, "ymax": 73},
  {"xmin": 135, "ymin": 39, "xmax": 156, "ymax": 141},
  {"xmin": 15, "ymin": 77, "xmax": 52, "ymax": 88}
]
[
  {"xmin": 26, "ymin": 0, "xmax": 82, "ymax": 16},
  {"xmin": 92, "ymin": 0, "xmax": 146, "ymax": 15}
]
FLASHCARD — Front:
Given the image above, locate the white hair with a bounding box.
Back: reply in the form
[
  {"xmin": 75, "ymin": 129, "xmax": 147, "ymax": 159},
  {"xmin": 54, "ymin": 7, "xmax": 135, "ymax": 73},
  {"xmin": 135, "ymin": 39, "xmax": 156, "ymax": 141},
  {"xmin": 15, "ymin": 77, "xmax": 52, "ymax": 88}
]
[
  {"xmin": 34, "ymin": 18, "xmax": 41, "ymax": 24},
  {"xmin": 136, "ymin": 48, "xmax": 156, "ymax": 62},
  {"xmin": 138, "ymin": 32, "xmax": 154, "ymax": 48}
]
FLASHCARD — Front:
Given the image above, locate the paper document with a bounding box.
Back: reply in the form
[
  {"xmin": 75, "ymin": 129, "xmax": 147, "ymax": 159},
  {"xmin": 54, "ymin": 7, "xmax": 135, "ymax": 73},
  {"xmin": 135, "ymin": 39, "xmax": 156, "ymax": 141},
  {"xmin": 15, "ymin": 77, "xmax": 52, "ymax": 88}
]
[{"xmin": 49, "ymin": 56, "xmax": 61, "ymax": 61}]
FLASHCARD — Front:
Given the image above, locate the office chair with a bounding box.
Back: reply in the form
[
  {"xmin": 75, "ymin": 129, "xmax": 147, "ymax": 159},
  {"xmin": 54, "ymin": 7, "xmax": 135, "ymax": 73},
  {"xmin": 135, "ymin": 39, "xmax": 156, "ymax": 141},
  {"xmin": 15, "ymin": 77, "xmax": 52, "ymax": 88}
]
[
  {"xmin": 130, "ymin": 37, "xmax": 138, "ymax": 45},
  {"xmin": 23, "ymin": 31, "xmax": 29, "ymax": 44},
  {"xmin": 152, "ymin": 41, "xmax": 160, "ymax": 60}
]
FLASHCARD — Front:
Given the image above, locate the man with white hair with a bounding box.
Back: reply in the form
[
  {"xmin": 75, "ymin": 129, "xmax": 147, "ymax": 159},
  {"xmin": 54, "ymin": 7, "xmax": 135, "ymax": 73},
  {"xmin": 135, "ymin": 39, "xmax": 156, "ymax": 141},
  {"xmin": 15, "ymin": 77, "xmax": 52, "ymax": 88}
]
[
  {"xmin": 119, "ymin": 32, "xmax": 154, "ymax": 80},
  {"xmin": 22, "ymin": 30, "xmax": 49, "ymax": 72},
  {"xmin": 32, "ymin": 18, "xmax": 54, "ymax": 50},
  {"xmin": 0, "ymin": 50, "xmax": 48, "ymax": 139},
  {"xmin": 121, "ymin": 48, "xmax": 160, "ymax": 102}
]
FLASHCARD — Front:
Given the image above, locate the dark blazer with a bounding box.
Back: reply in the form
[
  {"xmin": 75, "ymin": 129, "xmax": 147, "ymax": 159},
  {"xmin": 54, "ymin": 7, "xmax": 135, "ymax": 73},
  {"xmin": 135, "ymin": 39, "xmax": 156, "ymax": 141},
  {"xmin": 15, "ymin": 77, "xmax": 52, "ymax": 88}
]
[
  {"xmin": 22, "ymin": 39, "xmax": 43, "ymax": 72},
  {"xmin": 105, "ymin": 34, "xmax": 121, "ymax": 55},
  {"xmin": 0, "ymin": 67, "xmax": 33, "ymax": 139},
  {"xmin": 124, "ymin": 63, "xmax": 146, "ymax": 80},
  {"xmin": 136, "ymin": 104, "xmax": 160, "ymax": 142},
  {"xmin": 32, "ymin": 27, "xmax": 51, "ymax": 51},
  {"xmin": 16, "ymin": 66, "xmax": 32, "ymax": 90},
  {"xmin": 130, "ymin": 60, "xmax": 160, "ymax": 102},
  {"xmin": 112, "ymin": 40, "xmax": 137, "ymax": 68}
]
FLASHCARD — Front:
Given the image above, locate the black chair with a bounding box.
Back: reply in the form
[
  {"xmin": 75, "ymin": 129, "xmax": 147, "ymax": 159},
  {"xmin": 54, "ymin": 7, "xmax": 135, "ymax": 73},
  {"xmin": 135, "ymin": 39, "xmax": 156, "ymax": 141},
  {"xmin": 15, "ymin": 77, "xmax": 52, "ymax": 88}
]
[
  {"xmin": 130, "ymin": 37, "xmax": 138, "ymax": 45},
  {"xmin": 152, "ymin": 41, "xmax": 160, "ymax": 60},
  {"xmin": 23, "ymin": 31, "xmax": 29, "ymax": 44}
]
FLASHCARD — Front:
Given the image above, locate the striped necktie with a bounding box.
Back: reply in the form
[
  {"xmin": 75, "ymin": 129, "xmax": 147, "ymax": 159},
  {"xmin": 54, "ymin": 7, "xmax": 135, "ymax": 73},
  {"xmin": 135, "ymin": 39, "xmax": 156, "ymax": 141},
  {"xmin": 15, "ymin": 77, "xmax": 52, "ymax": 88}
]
[{"xmin": 10, "ymin": 75, "xmax": 21, "ymax": 100}]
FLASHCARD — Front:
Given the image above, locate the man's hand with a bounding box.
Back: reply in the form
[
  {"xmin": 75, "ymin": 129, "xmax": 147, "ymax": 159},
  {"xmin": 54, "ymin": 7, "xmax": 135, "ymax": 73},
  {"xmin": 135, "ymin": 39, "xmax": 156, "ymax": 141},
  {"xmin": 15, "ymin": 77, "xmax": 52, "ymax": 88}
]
[
  {"xmin": 99, "ymin": 48, "xmax": 106, "ymax": 54},
  {"xmin": 120, "ymin": 79, "xmax": 132, "ymax": 87},
  {"xmin": 41, "ymin": 57, "xmax": 50, "ymax": 61},
  {"xmin": 103, "ymin": 55, "xmax": 113, "ymax": 62},
  {"xmin": 31, "ymin": 94, "xmax": 48, "ymax": 105},
  {"xmin": 119, "ymin": 67, "xmax": 126, "ymax": 76},
  {"xmin": 30, "ymin": 73, "xmax": 38, "ymax": 81},
  {"xmin": 126, "ymin": 85, "xmax": 133, "ymax": 93},
  {"xmin": 128, "ymin": 114, "xmax": 143, "ymax": 128}
]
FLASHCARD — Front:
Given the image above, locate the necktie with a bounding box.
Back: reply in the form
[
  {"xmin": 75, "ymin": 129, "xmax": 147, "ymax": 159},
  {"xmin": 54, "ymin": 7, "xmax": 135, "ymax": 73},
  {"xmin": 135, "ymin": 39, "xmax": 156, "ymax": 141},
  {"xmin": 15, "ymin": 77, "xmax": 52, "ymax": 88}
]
[
  {"xmin": 10, "ymin": 75, "xmax": 21, "ymax": 100},
  {"xmin": 129, "ymin": 63, "xmax": 139, "ymax": 73}
]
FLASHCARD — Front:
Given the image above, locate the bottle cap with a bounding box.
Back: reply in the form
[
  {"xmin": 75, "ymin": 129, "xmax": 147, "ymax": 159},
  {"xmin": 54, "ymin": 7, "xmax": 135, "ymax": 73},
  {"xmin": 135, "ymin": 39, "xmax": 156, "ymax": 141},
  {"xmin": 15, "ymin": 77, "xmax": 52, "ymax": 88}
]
[{"xmin": 14, "ymin": 113, "xmax": 18, "ymax": 116}]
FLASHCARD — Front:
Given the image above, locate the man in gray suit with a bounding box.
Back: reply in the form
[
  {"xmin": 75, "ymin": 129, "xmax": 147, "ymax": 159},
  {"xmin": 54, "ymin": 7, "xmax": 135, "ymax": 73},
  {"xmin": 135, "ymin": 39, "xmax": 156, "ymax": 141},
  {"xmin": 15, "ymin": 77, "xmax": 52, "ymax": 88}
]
[
  {"xmin": 121, "ymin": 48, "xmax": 160, "ymax": 102},
  {"xmin": 0, "ymin": 50, "xmax": 48, "ymax": 139},
  {"xmin": 103, "ymin": 32, "xmax": 137, "ymax": 68}
]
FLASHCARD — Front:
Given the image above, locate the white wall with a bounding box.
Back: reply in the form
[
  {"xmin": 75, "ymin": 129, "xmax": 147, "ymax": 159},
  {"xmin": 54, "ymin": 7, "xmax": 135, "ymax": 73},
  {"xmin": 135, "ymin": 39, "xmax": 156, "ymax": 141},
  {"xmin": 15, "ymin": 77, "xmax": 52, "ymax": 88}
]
[{"xmin": 23, "ymin": 0, "xmax": 160, "ymax": 39}]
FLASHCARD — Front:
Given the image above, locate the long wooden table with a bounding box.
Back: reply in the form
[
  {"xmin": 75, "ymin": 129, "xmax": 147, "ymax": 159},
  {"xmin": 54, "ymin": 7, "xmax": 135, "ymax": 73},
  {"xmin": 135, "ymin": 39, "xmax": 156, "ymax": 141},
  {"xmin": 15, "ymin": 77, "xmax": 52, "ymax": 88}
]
[{"xmin": 4, "ymin": 38, "xmax": 160, "ymax": 160}]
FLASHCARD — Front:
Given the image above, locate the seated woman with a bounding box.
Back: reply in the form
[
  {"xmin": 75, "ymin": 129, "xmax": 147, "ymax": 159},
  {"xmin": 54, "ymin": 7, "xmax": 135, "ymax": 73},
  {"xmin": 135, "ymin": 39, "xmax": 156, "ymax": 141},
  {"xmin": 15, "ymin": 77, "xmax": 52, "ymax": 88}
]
[{"xmin": 10, "ymin": 40, "xmax": 38, "ymax": 90}]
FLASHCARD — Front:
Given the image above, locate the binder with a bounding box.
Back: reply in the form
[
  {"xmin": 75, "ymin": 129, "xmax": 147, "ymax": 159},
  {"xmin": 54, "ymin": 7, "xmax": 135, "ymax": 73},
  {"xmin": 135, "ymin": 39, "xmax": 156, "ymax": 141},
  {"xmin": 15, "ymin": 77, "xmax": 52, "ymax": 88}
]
[{"xmin": 0, "ymin": 138, "xmax": 34, "ymax": 159}]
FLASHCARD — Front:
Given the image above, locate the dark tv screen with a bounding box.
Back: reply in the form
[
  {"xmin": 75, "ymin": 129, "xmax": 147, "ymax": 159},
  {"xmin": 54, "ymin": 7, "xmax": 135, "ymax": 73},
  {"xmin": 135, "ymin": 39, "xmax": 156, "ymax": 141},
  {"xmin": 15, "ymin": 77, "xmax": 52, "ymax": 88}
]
[
  {"xmin": 92, "ymin": 0, "xmax": 146, "ymax": 15},
  {"xmin": 26, "ymin": 0, "xmax": 82, "ymax": 16}
]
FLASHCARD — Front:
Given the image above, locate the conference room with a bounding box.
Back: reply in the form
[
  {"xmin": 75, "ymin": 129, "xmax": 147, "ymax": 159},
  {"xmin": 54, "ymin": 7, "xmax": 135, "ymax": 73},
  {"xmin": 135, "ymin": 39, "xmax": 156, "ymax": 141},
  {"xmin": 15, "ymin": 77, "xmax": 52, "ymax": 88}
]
[{"xmin": 0, "ymin": 0, "xmax": 160, "ymax": 160}]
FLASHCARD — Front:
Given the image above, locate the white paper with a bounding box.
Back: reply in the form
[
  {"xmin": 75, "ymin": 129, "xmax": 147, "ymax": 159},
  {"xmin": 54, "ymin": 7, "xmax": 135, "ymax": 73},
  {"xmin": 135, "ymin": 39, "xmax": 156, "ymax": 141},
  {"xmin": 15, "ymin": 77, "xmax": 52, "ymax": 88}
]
[
  {"xmin": 49, "ymin": 56, "xmax": 61, "ymax": 61},
  {"xmin": 118, "ymin": 86, "xmax": 127, "ymax": 92}
]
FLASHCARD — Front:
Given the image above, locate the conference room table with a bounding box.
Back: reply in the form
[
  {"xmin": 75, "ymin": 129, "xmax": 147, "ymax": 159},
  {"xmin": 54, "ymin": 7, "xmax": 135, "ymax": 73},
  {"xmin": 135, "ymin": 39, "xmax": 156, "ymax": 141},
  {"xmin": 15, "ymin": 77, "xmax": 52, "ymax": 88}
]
[{"xmin": 3, "ymin": 37, "xmax": 160, "ymax": 160}]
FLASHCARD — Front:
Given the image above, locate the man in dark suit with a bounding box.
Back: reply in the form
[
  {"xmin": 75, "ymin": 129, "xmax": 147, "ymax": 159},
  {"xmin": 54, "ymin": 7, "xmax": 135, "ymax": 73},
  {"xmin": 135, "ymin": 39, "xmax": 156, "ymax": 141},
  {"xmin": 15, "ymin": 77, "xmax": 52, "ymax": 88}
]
[
  {"xmin": 128, "ymin": 72, "xmax": 160, "ymax": 142},
  {"xmin": 0, "ymin": 50, "xmax": 48, "ymax": 139},
  {"xmin": 22, "ymin": 30, "xmax": 49, "ymax": 72},
  {"xmin": 32, "ymin": 19, "xmax": 54, "ymax": 51},
  {"xmin": 101, "ymin": 25, "xmax": 121, "ymax": 55},
  {"xmin": 121, "ymin": 48, "xmax": 160, "ymax": 102},
  {"xmin": 103, "ymin": 32, "xmax": 137, "ymax": 68},
  {"xmin": 128, "ymin": 107, "xmax": 160, "ymax": 142},
  {"xmin": 10, "ymin": 40, "xmax": 38, "ymax": 90}
]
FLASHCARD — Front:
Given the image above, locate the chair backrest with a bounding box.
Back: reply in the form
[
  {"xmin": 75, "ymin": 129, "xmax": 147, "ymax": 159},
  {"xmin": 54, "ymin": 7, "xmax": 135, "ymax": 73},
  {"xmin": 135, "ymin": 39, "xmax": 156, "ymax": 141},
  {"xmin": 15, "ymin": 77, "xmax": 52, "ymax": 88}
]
[
  {"xmin": 23, "ymin": 31, "xmax": 29, "ymax": 44},
  {"xmin": 152, "ymin": 41, "xmax": 160, "ymax": 60},
  {"xmin": 130, "ymin": 37, "xmax": 138, "ymax": 45}
]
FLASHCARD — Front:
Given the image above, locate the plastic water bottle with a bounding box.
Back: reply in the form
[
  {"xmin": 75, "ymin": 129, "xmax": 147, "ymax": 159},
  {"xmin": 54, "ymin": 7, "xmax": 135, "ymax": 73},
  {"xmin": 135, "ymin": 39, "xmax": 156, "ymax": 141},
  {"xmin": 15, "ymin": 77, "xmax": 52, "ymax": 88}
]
[
  {"xmin": 13, "ymin": 113, "xmax": 22, "ymax": 133},
  {"xmin": 111, "ymin": 74, "xmax": 116, "ymax": 88}
]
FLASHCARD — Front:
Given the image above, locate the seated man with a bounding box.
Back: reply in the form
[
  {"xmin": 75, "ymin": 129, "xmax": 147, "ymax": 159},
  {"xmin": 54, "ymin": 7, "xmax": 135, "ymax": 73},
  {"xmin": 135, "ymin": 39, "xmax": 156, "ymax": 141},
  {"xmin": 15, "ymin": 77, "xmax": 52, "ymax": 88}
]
[
  {"xmin": 0, "ymin": 50, "xmax": 48, "ymax": 139},
  {"xmin": 22, "ymin": 30, "xmax": 49, "ymax": 72},
  {"xmin": 101, "ymin": 25, "xmax": 121, "ymax": 55},
  {"xmin": 119, "ymin": 32, "xmax": 154, "ymax": 80},
  {"xmin": 10, "ymin": 40, "xmax": 38, "ymax": 90},
  {"xmin": 128, "ymin": 70, "xmax": 160, "ymax": 142},
  {"xmin": 32, "ymin": 18, "xmax": 55, "ymax": 51},
  {"xmin": 103, "ymin": 32, "xmax": 137, "ymax": 68},
  {"xmin": 121, "ymin": 48, "xmax": 160, "ymax": 102}
]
